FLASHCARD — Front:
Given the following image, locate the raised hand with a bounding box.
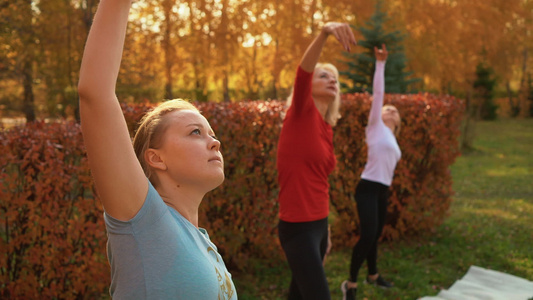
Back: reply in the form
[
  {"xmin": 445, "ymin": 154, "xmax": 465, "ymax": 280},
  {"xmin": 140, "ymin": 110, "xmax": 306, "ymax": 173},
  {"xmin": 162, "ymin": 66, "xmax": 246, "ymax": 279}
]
[
  {"xmin": 322, "ymin": 22, "xmax": 357, "ymax": 52},
  {"xmin": 374, "ymin": 44, "xmax": 388, "ymax": 61},
  {"xmin": 300, "ymin": 21, "xmax": 356, "ymax": 72}
]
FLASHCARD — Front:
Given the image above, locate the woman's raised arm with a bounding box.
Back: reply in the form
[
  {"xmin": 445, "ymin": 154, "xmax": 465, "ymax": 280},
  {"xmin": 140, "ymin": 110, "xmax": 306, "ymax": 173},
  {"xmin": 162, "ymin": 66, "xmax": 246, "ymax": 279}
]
[
  {"xmin": 368, "ymin": 44, "xmax": 388, "ymax": 126},
  {"xmin": 78, "ymin": 0, "xmax": 147, "ymax": 221},
  {"xmin": 299, "ymin": 22, "xmax": 356, "ymax": 73}
]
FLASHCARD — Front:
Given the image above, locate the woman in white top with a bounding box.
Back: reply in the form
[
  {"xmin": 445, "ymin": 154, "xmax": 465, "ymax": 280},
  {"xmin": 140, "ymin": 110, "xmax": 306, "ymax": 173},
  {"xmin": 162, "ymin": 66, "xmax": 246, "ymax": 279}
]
[
  {"xmin": 341, "ymin": 45, "xmax": 401, "ymax": 300},
  {"xmin": 78, "ymin": 0, "xmax": 236, "ymax": 298}
]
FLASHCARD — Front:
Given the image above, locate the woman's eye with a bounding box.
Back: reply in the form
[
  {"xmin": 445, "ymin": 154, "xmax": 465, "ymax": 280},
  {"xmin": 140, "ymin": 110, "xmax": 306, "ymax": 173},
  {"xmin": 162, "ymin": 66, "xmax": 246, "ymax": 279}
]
[
  {"xmin": 321, "ymin": 74, "xmax": 337, "ymax": 82},
  {"xmin": 191, "ymin": 129, "xmax": 201, "ymax": 135}
]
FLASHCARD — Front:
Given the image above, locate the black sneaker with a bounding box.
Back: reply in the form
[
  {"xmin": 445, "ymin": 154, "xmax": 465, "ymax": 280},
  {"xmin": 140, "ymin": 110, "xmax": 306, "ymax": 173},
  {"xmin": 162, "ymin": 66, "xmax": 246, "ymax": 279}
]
[
  {"xmin": 340, "ymin": 280, "xmax": 357, "ymax": 300},
  {"xmin": 365, "ymin": 275, "xmax": 393, "ymax": 289}
]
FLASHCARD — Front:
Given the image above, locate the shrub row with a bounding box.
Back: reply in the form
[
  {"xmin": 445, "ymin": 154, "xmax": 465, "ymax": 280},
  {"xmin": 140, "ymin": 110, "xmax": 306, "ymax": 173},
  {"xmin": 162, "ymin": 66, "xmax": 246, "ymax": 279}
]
[
  {"xmin": 0, "ymin": 121, "xmax": 108, "ymax": 299},
  {"xmin": 330, "ymin": 93, "xmax": 464, "ymax": 245},
  {"xmin": 0, "ymin": 93, "xmax": 464, "ymax": 298}
]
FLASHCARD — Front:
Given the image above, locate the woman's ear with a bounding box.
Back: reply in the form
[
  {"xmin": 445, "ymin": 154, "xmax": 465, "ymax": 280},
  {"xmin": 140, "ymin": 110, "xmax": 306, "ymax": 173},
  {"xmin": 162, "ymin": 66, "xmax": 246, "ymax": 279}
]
[{"xmin": 144, "ymin": 149, "xmax": 167, "ymax": 171}]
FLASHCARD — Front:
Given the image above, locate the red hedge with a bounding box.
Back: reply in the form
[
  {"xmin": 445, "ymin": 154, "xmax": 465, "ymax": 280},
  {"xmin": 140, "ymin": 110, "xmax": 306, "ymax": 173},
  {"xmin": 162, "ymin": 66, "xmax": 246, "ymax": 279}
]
[
  {"xmin": 0, "ymin": 121, "xmax": 108, "ymax": 299},
  {"xmin": 0, "ymin": 93, "xmax": 463, "ymax": 297},
  {"xmin": 330, "ymin": 93, "xmax": 464, "ymax": 245}
]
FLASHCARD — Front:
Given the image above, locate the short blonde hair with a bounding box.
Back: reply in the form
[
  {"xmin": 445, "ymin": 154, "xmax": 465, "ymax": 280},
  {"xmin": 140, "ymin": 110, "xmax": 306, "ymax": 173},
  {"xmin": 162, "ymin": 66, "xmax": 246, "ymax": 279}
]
[
  {"xmin": 133, "ymin": 99, "xmax": 199, "ymax": 182},
  {"xmin": 382, "ymin": 104, "xmax": 401, "ymax": 136},
  {"xmin": 284, "ymin": 63, "xmax": 342, "ymax": 127}
]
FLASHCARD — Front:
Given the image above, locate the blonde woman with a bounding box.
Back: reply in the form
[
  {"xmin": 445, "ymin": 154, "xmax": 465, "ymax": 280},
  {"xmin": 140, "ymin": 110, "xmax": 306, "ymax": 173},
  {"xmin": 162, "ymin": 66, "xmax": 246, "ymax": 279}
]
[
  {"xmin": 78, "ymin": 0, "xmax": 236, "ymax": 298},
  {"xmin": 341, "ymin": 44, "xmax": 400, "ymax": 300},
  {"xmin": 276, "ymin": 22, "xmax": 356, "ymax": 299}
]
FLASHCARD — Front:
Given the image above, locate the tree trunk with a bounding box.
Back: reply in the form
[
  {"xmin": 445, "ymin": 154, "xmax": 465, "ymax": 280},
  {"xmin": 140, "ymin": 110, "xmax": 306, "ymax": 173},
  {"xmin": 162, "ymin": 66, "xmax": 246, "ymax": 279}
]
[
  {"xmin": 270, "ymin": 37, "xmax": 280, "ymax": 100},
  {"xmin": 221, "ymin": 71, "xmax": 229, "ymax": 102},
  {"xmin": 81, "ymin": 0, "xmax": 97, "ymax": 32},
  {"xmin": 22, "ymin": 58, "xmax": 35, "ymax": 122},
  {"xmin": 163, "ymin": 0, "xmax": 174, "ymax": 100},
  {"xmin": 20, "ymin": 0, "xmax": 35, "ymax": 122},
  {"xmin": 506, "ymin": 80, "xmax": 519, "ymax": 117},
  {"xmin": 193, "ymin": 58, "xmax": 204, "ymax": 101},
  {"xmin": 270, "ymin": 77, "xmax": 278, "ymax": 100},
  {"xmin": 519, "ymin": 48, "xmax": 530, "ymax": 118},
  {"xmin": 66, "ymin": 0, "xmax": 80, "ymax": 121},
  {"xmin": 461, "ymin": 88, "xmax": 475, "ymax": 151},
  {"xmin": 246, "ymin": 43, "xmax": 260, "ymax": 100}
]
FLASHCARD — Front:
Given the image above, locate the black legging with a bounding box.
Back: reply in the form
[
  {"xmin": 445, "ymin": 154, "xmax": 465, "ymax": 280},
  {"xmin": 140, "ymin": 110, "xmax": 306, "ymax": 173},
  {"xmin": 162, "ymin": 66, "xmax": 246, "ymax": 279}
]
[
  {"xmin": 278, "ymin": 217, "xmax": 330, "ymax": 300},
  {"xmin": 349, "ymin": 179, "xmax": 389, "ymax": 282}
]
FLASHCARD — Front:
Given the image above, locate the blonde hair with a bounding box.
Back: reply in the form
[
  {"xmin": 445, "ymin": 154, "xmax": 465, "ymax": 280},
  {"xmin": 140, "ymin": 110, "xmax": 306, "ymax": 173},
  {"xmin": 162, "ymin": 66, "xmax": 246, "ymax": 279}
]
[
  {"xmin": 284, "ymin": 63, "xmax": 342, "ymax": 127},
  {"xmin": 133, "ymin": 99, "xmax": 199, "ymax": 182},
  {"xmin": 382, "ymin": 104, "xmax": 401, "ymax": 136}
]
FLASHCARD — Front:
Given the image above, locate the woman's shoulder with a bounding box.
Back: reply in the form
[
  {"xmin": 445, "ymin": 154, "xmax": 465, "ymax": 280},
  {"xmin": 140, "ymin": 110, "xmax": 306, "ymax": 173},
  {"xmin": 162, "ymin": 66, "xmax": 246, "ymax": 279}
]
[{"xmin": 104, "ymin": 180, "xmax": 168, "ymax": 232}]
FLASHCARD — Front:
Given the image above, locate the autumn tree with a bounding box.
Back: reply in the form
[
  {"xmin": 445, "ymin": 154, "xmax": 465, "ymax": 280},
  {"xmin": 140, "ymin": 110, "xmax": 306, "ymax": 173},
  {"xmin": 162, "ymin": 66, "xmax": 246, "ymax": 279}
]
[
  {"xmin": 340, "ymin": 1, "xmax": 419, "ymax": 93},
  {"xmin": 473, "ymin": 62, "xmax": 497, "ymax": 120},
  {"xmin": 0, "ymin": 0, "xmax": 531, "ymax": 121},
  {"xmin": 38, "ymin": 0, "xmax": 89, "ymax": 119},
  {"xmin": 1, "ymin": 0, "xmax": 38, "ymax": 121}
]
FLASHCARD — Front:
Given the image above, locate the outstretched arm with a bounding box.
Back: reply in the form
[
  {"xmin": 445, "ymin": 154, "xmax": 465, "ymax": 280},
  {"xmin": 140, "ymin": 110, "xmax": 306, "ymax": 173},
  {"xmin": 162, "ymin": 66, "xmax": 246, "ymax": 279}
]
[
  {"xmin": 78, "ymin": 0, "xmax": 147, "ymax": 221},
  {"xmin": 300, "ymin": 22, "xmax": 356, "ymax": 73},
  {"xmin": 368, "ymin": 44, "xmax": 388, "ymax": 126},
  {"xmin": 291, "ymin": 22, "xmax": 356, "ymax": 113}
]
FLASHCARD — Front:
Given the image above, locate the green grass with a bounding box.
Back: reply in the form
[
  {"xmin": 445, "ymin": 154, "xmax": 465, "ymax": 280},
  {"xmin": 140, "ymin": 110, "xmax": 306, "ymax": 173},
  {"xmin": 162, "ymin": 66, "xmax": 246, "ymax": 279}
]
[{"xmin": 234, "ymin": 118, "xmax": 533, "ymax": 299}]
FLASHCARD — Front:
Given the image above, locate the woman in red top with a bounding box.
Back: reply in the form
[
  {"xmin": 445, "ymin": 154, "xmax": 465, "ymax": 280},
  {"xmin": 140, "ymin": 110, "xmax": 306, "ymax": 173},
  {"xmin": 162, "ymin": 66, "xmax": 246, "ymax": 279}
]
[{"xmin": 277, "ymin": 22, "xmax": 356, "ymax": 300}]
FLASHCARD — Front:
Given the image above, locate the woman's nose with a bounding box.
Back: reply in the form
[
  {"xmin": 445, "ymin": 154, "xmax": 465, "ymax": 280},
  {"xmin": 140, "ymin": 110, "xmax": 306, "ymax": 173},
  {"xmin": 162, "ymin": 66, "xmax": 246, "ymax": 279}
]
[{"xmin": 210, "ymin": 138, "xmax": 221, "ymax": 151}]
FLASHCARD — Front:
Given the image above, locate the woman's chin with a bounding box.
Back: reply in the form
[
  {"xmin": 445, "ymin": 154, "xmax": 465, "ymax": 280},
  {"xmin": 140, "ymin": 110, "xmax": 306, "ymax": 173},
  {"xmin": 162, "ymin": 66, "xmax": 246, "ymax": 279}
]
[{"xmin": 207, "ymin": 174, "xmax": 225, "ymax": 192}]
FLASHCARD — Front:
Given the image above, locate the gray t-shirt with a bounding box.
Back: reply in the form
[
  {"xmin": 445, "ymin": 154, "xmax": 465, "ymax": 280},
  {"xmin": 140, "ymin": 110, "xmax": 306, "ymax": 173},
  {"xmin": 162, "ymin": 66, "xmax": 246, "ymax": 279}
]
[{"xmin": 104, "ymin": 180, "xmax": 237, "ymax": 299}]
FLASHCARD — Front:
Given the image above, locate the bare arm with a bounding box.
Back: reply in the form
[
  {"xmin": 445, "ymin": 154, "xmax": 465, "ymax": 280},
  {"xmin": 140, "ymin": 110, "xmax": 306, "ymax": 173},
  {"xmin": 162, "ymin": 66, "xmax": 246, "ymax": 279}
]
[
  {"xmin": 299, "ymin": 22, "xmax": 357, "ymax": 73},
  {"xmin": 369, "ymin": 44, "xmax": 388, "ymax": 126},
  {"xmin": 78, "ymin": 0, "xmax": 147, "ymax": 221},
  {"xmin": 290, "ymin": 22, "xmax": 356, "ymax": 113}
]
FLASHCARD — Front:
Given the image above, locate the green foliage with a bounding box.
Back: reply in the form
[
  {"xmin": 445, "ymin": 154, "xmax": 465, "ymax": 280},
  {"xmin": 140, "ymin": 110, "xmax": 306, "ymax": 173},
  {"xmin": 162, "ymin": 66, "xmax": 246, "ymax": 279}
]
[
  {"xmin": 340, "ymin": 0, "xmax": 420, "ymax": 94},
  {"xmin": 473, "ymin": 62, "xmax": 498, "ymax": 120}
]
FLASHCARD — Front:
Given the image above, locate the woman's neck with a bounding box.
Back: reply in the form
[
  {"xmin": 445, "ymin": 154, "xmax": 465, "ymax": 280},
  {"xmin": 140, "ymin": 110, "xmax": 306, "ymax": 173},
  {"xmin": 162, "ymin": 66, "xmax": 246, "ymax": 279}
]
[
  {"xmin": 155, "ymin": 180, "xmax": 203, "ymax": 228},
  {"xmin": 383, "ymin": 119, "xmax": 396, "ymax": 134},
  {"xmin": 313, "ymin": 98, "xmax": 329, "ymax": 120}
]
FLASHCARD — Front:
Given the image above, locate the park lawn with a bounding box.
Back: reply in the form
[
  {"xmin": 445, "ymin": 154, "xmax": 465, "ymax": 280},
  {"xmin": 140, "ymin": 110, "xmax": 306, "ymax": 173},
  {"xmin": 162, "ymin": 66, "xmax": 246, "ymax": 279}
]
[{"xmin": 233, "ymin": 118, "xmax": 533, "ymax": 300}]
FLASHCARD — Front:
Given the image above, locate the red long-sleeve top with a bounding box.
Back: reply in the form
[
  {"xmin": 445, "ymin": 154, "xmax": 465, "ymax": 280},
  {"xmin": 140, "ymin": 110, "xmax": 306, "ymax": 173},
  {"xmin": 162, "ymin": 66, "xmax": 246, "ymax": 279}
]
[{"xmin": 276, "ymin": 66, "xmax": 337, "ymax": 223}]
